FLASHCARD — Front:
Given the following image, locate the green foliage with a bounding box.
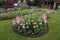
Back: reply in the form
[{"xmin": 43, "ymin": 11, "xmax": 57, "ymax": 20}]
[
  {"xmin": 23, "ymin": 9, "xmax": 46, "ymax": 22},
  {"xmin": 0, "ymin": 9, "xmax": 29, "ymax": 20}
]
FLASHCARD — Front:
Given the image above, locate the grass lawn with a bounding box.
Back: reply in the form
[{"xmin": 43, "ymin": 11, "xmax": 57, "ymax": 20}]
[{"xmin": 0, "ymin": 11, "xmax": 60, "ymax": 40}]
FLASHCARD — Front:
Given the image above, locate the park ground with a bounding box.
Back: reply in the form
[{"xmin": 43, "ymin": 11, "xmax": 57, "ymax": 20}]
[{"xmin": 0, "ymin": 10, "xmax": 60, "ymax": 40}]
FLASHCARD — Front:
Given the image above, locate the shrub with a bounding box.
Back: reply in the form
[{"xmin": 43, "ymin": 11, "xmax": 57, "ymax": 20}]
[{"xmin": 0, "ymin": 9, "xmax": 29, "ymax": 20}]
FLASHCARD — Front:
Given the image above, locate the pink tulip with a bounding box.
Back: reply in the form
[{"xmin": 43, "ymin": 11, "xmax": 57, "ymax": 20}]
[
  {"xmin": 42, "ymin": 14, "xmax": 48, "ymax": 23},
  {"xmin": 16, "ymin": 16, "xmax": 20, "ymax": 24}
]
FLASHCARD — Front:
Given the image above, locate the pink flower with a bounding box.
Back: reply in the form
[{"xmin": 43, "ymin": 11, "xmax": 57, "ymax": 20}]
[
  {"xmin": 43, "ymin": 19, "xmax": 48, "ymax": 24},
  {"xmin": 16, "ymin": 16, "xmax": 20, "ymax": 24},
  {"xmin": 42, "ymin": 14, "xmax": 48, "ymax": 23},
  {"xmin": 42, "ymin": 14, "xmax": 47, "ymax": 20}
]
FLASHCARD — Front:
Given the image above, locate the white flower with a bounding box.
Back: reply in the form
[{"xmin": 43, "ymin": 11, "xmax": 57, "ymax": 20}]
[
  {"xmin": 20, "ymin": 23, "xmax": 23, "ymax": 26},
  {"xmin": 33, "ymin": 26, "xmax": 36, "ymax": 28},
  {"xmin": 33, "ymin": 22, "xmax": 37, "ymax": 25},
  {"xmin": 36, "ymin": 25, "xmax": 38, "ymax": 27},
  {"xmin": 26, "ymin": 22, "xmax": 28, "ymax": 25},
  {"xmin": 39, "ymin": 23, "xmax": 42, "ymax": 25},
  {"xmin": 22, "ymin": 24, "xmax": 25, "ymax": 28},
  {"xmin": 17, "ymin": 26, "xmax": 20, "ymax": 30},
  {"xmin": 32, "ymin": 20, "xmax": 35, "ymax": 23},
  {"xmin": 26, "ymin": 26, "xmax": 29, "ymax": 28}
]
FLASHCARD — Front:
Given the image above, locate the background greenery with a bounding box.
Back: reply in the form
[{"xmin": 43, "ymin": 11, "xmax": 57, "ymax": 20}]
[{"xmin": 0, "ymin": 9, "xmax": 29, "ymax": 20}]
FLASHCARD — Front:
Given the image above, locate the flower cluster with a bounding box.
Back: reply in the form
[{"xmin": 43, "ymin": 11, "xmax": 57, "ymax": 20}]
[
  {"xmin": 42, "ymin": 14, "xmax": 48, "ymax": 24},
  {"xmin": 12, "ymin": 16, "xmax": 47, "ymax": 34}
]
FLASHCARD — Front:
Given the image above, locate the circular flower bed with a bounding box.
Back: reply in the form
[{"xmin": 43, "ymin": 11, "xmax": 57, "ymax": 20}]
[{"xmin": 12, "ymin": 15, "xmax": 49, "ymax": 38}]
